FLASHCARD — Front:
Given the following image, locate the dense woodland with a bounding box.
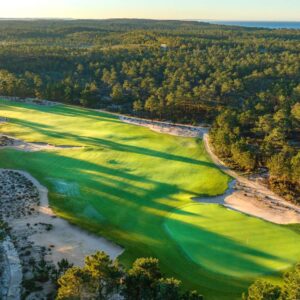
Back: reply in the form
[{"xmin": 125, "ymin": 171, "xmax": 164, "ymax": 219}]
[{"xmin": 0, "ymin": 19, "xmax": 299, "ymax": 201}]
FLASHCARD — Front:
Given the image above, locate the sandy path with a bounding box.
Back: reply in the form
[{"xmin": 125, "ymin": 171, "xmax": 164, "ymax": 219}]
[
  {"xmin": 0, "ymin": 135, "xmax": 83, "ymax": 152},
  {"xmin": 95, "ymin": 109, "xmax": 209, "ymax": 137},
  {"xmin": 2, "ymin": 237, "xmax": 22, "ymax": 300},
  {"xmin": 201, "ymin": 134, "xmax": 300, "ymax": 224},
  {"xmin": 1, "ymin": 169, "xmax": 123, "ymax": 266}
]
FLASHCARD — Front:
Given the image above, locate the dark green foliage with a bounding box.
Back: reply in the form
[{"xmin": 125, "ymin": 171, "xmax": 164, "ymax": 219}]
[
  {"xmin": 243, "ymin": 280, "xmax": 281, "ymax": 300},
  {"xmin": 84, "ymin": 251, "xmax": 123, "ymax": 299},
  {"xmin": 281, "ymin": 263, "xmax": 300, "ymax": 300},
  {"xmin": 155, "ymin": 277, "xmax": 181, "ymax": 300},
  {"xmin": 51, "ymin": 259, "xmax": 74, "ymax": 283},
  {"xmin": 57, "ymin": 251, "xmax": 123, "ymax": 300},
  {"xmin": 231, "ymin": 141, "xmax": 257, "ymax": 171},
  {"xmin": 0, "ymin": 19, "xmax": 299, "ymax": 122},
  {"xmin": 34, "ymin": 258, "xmax": 52, "ymax": 283},
  {"xmin": 181, "ymin": 290, "xmax": 204, "ymax": 300},
  {"xmin": 22, "ymin": 278, "xmax": 43, "ymax": 296},
  {"xmin": 267, "ymin": 147, "xmax": 300, "ymax": 202},
  {"xmin": 244, "ymin": 264, "xmax": 300, "ymax": 300},
  {"xmin": 56, "ymin": 252, "xmax": 203, "ymax": 300},
  {"xmin": 57, "ymin": 266, "xmax": 93, "ymax": 299},
  {"xmin": 80, "ymin": 82, "xmax": 100, "ymax": 107},
  {"xmin": 0, "ymin": 221, "xmax": 9, "ymax": 239},
  {"xmin": 123, "ymin": 257, "xmax": 162, "ymax": 299},
  {"xmin": 210, "ymin": 92, "xmax": 299, "ymax": 202}
]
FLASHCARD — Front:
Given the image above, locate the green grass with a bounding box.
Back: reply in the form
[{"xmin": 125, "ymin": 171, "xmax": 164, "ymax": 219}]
[
  {"xmin": 165, "ymin": 204, "xmax": 300, "ymax": 278},
  {"xmin": 0, "ymin": 99, "xmax": 299, "ymax": 299}
]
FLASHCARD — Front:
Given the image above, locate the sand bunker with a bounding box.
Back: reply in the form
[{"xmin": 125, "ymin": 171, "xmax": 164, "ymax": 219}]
[
  {"xmin": 0, "ymin": 169, "xmax": 123, "ymax": 266},
  {"xmin": 0, "ymin": 169, "xmax": 123, "ymax": 299},
  {"xmin": 120, "ymin": 116, "xmax": 209, "ymax": 138},
  {"xmin": 197, "ymin": 134, "xmax": 300, "ymax": 224},
  {"xmin": 0, "ymin": 135, "xmax": 82, "ymax": 152}
]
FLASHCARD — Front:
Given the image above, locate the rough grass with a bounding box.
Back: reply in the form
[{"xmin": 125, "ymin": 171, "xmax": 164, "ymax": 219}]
[{"xmin": 0, "ymin": 100, "xmax": 299, "ymax": 300}]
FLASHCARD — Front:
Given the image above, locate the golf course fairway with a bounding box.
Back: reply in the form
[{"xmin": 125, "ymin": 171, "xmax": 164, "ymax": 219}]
[
  {"xmin": 1, "ymin": 99, "xmax": 300, "ymax": 300},
  {"xmin": 165, "ymin": 204, "xmax": 300, "ymax": 278}
]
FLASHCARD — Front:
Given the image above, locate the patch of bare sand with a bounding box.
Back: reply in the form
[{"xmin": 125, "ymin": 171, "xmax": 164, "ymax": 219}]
[
  {"xmin": 2, "ymin": 170, "xmax": 123, "ymax": 266},
  {"xmin": 225, "ymin": 191, "xmax": 300, "ymax": 224},
  {"xmin": 0, "ymin": 135, "xmax": 83, "ymax": 152},
  {"xmin": 201, "ymin": 133, "xmax": 300, "ymax": 224},
  {"xmin": 120, "ymin": 116, "xmax": 209, "ymax": 138},
  {"xmin": 0, "ymin": 96, "xmax": 60, "ymax": 106}
]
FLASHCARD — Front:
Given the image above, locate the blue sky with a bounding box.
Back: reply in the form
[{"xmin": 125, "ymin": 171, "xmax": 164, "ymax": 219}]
[{"xmin": 1, "ymin": 0, "xmax": 300, "ymax": 21}]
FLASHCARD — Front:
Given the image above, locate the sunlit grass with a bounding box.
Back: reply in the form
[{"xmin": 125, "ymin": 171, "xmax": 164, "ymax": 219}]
[
  {"xmin": 0, "ymin": 99, "xmax": 299, "ymax": 299},
  {"xmin": 165, "ymin": 204, "xmax": 300, "ymax": 278}
]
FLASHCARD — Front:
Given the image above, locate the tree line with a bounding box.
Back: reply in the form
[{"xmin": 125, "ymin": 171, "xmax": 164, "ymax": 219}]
[
  {"xmin": 243, "ymin": 263, "xmax": 300, "ymax": 300},
  {"xmin": 0, "ymin": 19, "xmax": 299, "ymax": 201},
  {"xmin": 56, "ymin": 251, "xmax": 203, "ymax": 300}
]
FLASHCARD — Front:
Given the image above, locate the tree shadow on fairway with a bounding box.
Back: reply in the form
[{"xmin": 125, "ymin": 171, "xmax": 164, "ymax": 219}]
[
  {"xmin": 11, "ymin": 118, "xmax": 53, "ymax": 129},
  {"xmin": 0, "ymin": 148, "xmax": 268, "ymax": 298},
  {"xmin": 165, "ymin": 210, "xmax": 294, "ymax": 279},
  {"xmin": 1, "ymin": 149, "xmax": 209, "ymax": 262},
  {"xmin": 83, "ymin": 136, "xmax": 218, "ymax": 168},
  {"xmin": 10, "ymin": 150, "xmax": 199, "ymax": 220},
  {"xmin": 4, "ymin": 101, "xmax": 122, "ymax": 123},
  {"xmin": 10, "ymin": 118, "xmax": 219, "ymax": 169},
  {"xmin": 51, "ymin": 106, "xmax": 123, "ymax": 124}
]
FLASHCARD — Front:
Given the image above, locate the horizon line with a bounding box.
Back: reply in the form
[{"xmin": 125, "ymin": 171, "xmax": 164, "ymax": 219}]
[{"xmin": 0, "ymin": 17, "xmax": 299, "ymax": 22}]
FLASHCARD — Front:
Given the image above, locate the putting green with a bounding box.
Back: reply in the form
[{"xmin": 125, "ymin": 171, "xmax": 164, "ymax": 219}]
[
  {"xmin": 0, "ymin": 99, "xmax": 299, "ymax": 300},
  {"xmin": 165, "ymin": 204, "xmax": 300, "ymax": 278}
]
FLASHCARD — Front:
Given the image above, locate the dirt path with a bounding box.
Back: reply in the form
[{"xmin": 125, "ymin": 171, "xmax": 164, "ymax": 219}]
[
  {"xmin": 95, "ymin": 109, "xmax": 209, "ymax": 137},
  {"xmin": 1, "ymin": 237, "xmax": 22, "ymax": 300},
  {"xmin": 201, "ymin": 134, "xmax": 300, "ymax": 224},
  {"xmin": 119, "ymin": 115, "xmax": 209, "ymax": 138}
]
